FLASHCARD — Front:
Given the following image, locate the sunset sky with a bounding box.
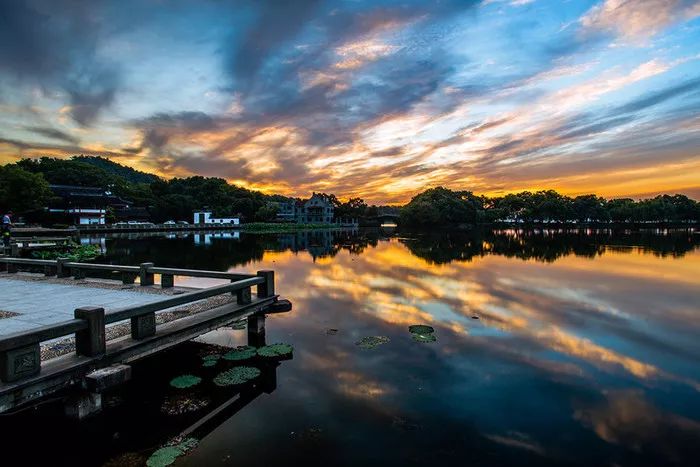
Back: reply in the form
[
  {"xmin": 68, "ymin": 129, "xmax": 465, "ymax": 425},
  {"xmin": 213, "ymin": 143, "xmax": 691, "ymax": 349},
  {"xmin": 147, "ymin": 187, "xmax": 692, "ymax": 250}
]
[{"xmin": 1, "ymin": 0, "xmax": 699, "ymax": 204}]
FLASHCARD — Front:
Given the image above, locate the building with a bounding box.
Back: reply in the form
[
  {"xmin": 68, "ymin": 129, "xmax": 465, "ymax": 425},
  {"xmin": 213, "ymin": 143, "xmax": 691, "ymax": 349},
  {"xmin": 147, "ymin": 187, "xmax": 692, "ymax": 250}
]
[
  {"xmin": 193, "ymin": 211, "xmax": 240, "ymax": 225},
  {"xmin": 47, "ymin": 185, "xmax": 132, "ymax": 225},
  {"xmin": 275, "ymin": 194, "xmax": 335, "ymax": 224}
]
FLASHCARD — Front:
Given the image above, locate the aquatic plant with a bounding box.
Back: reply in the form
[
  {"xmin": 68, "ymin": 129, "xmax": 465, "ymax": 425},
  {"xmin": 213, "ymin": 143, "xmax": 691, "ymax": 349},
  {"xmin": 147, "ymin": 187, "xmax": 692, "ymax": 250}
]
[
  {"xmin": 411, "ymin": 333, "xmax": 437, "ymax": 343},
  {"xmin": 213, "ymin": 366, "xmax": 261, "ymax": 386},
  {"xmin": 230, "ymin": 320, "xmax": 247, "ymax": 330},
  {"xmin": 408, "ymin": 325, "xmax": 434, "ymax": 335},
  {"xmin": 355, "ymin": 336, "xmax": 390, "ymax": 349},
  {"xmin": 161, "ymin": 395, "xmax": 211, "ymax": 416},
  {"xmin": 408, "ymin": 324, "xmax": 437, "ymax": 343},
  {"xmin": 222, "ymin": 345, "xmax": 257, "ymax": 361},
  {"xmin": 201, "ymin": 354, "xmax": 220, "ymax": 368},
  {"xmin": 31, "ymin": 243, "xmax": 101, "ymax": 262},
  {"xmin": 146, "ymin": 438, "xmax": 199, "ymax": 467},
  {"xmin": 256, "ymin": 343, "xmax": 294, "ymax": 358},
  {"xmin": 169, "ymin": 374, "xmax": 202, "ymax": 389}
]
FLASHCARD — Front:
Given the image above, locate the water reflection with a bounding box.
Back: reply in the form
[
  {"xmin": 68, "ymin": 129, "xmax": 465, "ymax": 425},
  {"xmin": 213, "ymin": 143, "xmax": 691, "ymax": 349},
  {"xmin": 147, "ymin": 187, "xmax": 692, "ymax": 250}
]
[{"xmin": 31, "ymin": 229, "xmax": 700, "ymax": 465}]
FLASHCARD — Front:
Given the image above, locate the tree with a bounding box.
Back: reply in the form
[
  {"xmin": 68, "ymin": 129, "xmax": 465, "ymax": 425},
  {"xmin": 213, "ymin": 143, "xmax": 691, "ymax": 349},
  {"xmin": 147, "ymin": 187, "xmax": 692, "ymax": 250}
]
[
  {"xmin": 254, "ymin": 204, "xmax": 279, "ymax": 221},
  {"xmin": 0, "ymin": 165, "xmax": 53, "ymax": 215},
  {"xmin": 400, "ymin": 187, "xmax": 483, "ymax": 227}
]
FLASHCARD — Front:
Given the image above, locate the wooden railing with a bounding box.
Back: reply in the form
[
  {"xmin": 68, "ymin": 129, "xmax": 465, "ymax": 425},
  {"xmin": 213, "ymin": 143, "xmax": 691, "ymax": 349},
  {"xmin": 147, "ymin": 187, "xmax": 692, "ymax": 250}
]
[
  {"xmin": 0, "ymin": 258, "xmax": 277, "ymax": 384},
  {"xmin": 0, "ymin": 257, "xmax": 255, "ymax": 288}
]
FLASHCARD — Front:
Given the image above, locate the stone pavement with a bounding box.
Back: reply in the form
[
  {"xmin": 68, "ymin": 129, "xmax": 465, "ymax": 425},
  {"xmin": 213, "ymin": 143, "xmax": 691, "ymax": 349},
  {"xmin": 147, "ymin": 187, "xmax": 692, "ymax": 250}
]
[{"xmin": 0, "ymin": 278, "xmax": 165, "ymax": 335}]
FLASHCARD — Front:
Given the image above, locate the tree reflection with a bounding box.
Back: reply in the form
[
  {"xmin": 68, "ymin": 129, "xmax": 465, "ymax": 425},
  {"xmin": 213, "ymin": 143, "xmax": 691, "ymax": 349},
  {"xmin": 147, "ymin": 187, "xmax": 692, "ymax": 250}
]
[{"xmin": 400, "ymin": 229, "xmax": 699, "ymax": 264}]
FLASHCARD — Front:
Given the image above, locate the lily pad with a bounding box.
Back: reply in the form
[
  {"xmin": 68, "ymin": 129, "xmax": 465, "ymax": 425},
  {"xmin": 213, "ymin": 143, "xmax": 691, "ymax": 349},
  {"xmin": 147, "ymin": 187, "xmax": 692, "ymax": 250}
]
[
  {"xmin": 146, "ymin": 446, "xmax": 181, "ymax": 467},
  {"xmin": 169, "ymin": 374, "xmax": 202, "ymax": 389},
  {"xmin": 411, "ymin": 333, "xmax": 437, "ymax": 343},
  {"xmin": 222, "ymin": 345, "xmax": 257, "ymax": 361},
  {"xmin": 257, "ymin": 343, "xmax": 294, "ymax": 359},
  {"xmin": 408, "ymin": 325, "xmax": 434, "ymax": 335},
  {"xmin": 146, "ymin": 438, "xmax": 198, "ymax": 467},
  {"xmin": 355, "ymin": 336, "xmax": 390, "ymax": 349},
  {"xmin": 213, "ymin": 366, "xmax": 261, "ymax": 386},
  {"xmin": 202, "ymin": 354, "xmax": 220, "ymax": 368}
]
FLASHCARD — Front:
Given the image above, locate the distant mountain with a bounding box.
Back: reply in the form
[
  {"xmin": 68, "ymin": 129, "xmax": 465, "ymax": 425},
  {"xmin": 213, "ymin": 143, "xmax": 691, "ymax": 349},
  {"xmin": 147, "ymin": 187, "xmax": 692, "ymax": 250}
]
[{"xmin": 73, "ymin": 156, "xmax": 160, "ymax": 185}]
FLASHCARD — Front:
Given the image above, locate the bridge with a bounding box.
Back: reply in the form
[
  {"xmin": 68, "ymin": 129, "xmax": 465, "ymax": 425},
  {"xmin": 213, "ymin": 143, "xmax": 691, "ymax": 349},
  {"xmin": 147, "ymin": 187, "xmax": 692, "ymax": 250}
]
[{"xmin": 0, "ymin": 258, "xmax": 291, "ymax": 416}]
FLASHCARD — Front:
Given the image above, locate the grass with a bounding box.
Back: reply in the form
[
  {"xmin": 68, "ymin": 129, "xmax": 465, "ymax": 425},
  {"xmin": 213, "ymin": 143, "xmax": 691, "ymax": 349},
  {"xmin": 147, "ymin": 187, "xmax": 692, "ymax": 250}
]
[{"xmin": 241, "ymin": 222, "xmax": 339, "ymax": 233}]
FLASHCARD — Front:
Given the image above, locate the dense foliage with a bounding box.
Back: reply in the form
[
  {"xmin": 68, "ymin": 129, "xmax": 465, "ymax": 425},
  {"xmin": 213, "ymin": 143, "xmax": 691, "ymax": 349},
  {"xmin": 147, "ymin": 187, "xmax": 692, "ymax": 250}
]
[
  {"xmin": 401, "ymin": 187, "xmax": 699, "ymax": 226},
  {"xmin": 0, "ymin": 164, "xmax": 53, "ymax": 214},
  {"xmin": 0, "ymin": 157, "xmax": 697, "ymax": 225}
]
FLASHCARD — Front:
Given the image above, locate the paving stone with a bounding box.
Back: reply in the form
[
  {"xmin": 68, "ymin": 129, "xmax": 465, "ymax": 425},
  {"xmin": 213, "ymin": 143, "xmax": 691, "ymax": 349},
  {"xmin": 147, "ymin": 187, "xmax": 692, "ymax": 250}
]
[{"xmin": 0, "ymin": 279, "xmax": 165, "ymax": 336}]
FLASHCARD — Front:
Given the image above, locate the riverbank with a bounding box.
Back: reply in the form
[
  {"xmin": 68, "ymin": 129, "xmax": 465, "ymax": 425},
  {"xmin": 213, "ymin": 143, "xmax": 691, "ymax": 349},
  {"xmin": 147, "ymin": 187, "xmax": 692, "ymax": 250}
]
[{"xmin": 241, "ymin": 222, "xmax": 353, "ymax": 233}]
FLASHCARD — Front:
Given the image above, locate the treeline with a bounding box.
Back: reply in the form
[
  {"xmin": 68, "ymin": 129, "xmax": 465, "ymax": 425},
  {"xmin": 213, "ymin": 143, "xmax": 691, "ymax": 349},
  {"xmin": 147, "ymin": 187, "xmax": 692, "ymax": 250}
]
[
  {"xmin": 400, "ymin": 187, "xmax": 700, "ymax": 226},
  {"xmin": 1, "ymin": 157, "xmax": 697, "ymax": 226},
  {"xmin": 0, "ymin": 157, "xmax": 287, "ymax": 222},
  {"xmin": 0, "ymin": 157, "xmax": 384, "ymax": 223}
]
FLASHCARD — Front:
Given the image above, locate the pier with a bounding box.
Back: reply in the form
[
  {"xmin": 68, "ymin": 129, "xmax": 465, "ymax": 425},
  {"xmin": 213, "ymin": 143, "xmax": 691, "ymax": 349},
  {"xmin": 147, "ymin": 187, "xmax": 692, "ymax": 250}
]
[{"xmin": 0, "ymin": 258, "xmax": 291, "ymax": 415}]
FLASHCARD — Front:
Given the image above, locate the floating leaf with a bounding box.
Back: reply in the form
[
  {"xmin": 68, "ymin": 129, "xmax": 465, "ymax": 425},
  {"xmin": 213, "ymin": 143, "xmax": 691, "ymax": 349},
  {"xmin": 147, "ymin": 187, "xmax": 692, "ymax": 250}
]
[
  {"xmin": 146, "ymin": 438, "xmax": 199, "ymax": 467},
  {"xmin": 146, "ymin": 446, "xmax": 181, "ymax": 467},
  {"xmin": 222, "ymin": 345, "xmax": 257, "ymax": 361},
  {"xmin": 257, "ymin": 343, "xmax": 294, "ymax": 359},
  {"xmin": 411, "ymin": 333, "xmax": 437, "ymax": 343},
  {"xmin": 355, "ymin": 336, "xmax": 390, "ymax": 349},
  {"xmin": 169, "ymin": 374, "xmax": 201, "ymax": 389},
  {"xmin": 408, "ymin": 325, "xmax": 434, "ymax": 335},
  {"xmin": 201, "ymin": 354, "xmax": 220, "ymax": 368},
  {"xmin": 213, "ymin": 366, "xmax": 261, "ymax": 386}
]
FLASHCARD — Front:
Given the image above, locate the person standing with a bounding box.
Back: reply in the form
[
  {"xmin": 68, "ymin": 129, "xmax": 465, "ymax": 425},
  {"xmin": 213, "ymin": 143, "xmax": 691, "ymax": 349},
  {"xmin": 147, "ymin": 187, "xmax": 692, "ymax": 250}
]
[{"xmin": 2, "ymin": 210, "xmax": 12, "ymax": 247}]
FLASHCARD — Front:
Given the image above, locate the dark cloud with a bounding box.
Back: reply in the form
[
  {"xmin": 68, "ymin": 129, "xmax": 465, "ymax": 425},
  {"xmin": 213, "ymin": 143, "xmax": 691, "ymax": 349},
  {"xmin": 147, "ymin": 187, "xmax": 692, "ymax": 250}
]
[
  {"xmin": 0, "ymin": 0, "xmax": 121, "ymax": 126},
  {"xmin": 135, "ymin": 111, "xmax": 219, "ymax": 152},
  {"xmin": 226, "ymin": 0, "xmax": 323, "ymax": 90},
  {"xmin": 23, "ymin": 126, "xmax": 80, "ymax": 145},
  {"xmin": 612, "ymin": 76, "xmax": 700, "ymax": 115}
]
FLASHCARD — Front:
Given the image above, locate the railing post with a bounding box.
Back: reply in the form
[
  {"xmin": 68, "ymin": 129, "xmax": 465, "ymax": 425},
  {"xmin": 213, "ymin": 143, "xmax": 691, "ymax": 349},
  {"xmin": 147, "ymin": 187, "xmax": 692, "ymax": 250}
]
[
  {"xmin": 72, "ymin": 266, "xmax": 86, "ymax": 279},
  {"xmin": 0, "ymin": 341, "xmax": 41, "ymax": 383},
  {"xmin": 256, "ymin": 270, "xmax": 274, "ymax": 298},
  {"xmin": 139, "ymin": 262, "xmax": 154, "ymax": 286},
  {"xmin": 247, "ymin": 314, "xmax": 266, "ymax": 347},
  {"xmin": 121, "ymin": 272, "xmax": 136, "ymax": 285},
  {"xmin": 10, "ymin": 243, "xmax": 20, "ymax": 257},
  {"xmin": 74, "ymin": 307, "xmax": 106, "ymax": 357},
  {"xmin": 56, "ymin": 258, "xmax": 71, "ymax": 277},
  {"xmin": 161, "ymin": 274, "xmax": 174, "ymax": 288},
  {"xmin": 131, "ymin": 313, "xmax": 156, "ymax": 339},
  {"xmin": 235, "ymin": 281, "xmax": 251, "ymax": 304}
]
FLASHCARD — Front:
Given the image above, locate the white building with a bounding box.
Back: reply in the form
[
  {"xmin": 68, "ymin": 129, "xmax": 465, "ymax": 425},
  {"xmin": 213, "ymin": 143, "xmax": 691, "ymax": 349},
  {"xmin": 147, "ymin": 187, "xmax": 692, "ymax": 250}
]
[{"xmin": 193, "ymin": 211, "xmax": 240, "ymax": 225}]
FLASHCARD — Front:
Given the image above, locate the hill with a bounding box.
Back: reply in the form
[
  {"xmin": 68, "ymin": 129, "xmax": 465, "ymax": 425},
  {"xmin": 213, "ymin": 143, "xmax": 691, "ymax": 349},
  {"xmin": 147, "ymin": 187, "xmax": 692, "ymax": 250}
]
[{"xmin": 73, "ymin": 156, "xmax": 161, "ymax": 184}]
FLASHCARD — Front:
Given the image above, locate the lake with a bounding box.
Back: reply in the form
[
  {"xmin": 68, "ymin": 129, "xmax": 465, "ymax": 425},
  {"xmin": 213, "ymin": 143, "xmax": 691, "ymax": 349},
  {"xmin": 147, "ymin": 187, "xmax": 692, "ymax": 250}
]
[{"xmin": 4, "ymin": 228, "xmax": 700, "ymax": 466}]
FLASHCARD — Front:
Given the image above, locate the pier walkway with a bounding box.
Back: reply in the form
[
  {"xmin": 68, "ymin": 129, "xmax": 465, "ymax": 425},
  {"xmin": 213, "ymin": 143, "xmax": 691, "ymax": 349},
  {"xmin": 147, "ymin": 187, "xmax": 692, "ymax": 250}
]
[
  {"xmin": 0, "ymin": 278, "xmax": 163, "ymax": 335},
  {"xmin": 0, "ymin": 258, "xmax": 291, "ymax": 415}
]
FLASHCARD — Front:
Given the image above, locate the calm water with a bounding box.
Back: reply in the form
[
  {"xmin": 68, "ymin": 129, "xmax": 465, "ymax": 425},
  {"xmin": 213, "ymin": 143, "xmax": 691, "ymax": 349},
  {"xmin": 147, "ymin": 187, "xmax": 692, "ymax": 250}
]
[{"xmin": 4, "ymin": 228, "xmax": 700, "ymax": 466}]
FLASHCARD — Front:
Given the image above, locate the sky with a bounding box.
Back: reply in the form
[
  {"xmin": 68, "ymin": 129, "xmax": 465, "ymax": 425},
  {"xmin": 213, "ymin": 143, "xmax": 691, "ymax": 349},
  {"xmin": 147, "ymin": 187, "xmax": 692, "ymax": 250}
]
[{"xmin": 0, "ymin": 0, "xmax": 699, "ymax": 204}]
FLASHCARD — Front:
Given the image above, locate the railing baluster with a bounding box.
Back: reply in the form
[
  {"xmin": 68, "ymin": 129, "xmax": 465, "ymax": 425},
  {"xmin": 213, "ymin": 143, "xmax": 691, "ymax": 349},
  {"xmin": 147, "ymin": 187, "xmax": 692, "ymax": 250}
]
[
  {"xmin": 74, "ymin": 307, "xmax": 106, "ymax": 357},
  {"xmin": 161, "ymin": 274, "xmax": 174, "ymax": 288},
  {"xmin": 139, "ymin": 262, "xmax": 154, "ymax": 286},
  {"xmin": 256, "ymin": 270, "xmax": 274, "ymax": 297}
]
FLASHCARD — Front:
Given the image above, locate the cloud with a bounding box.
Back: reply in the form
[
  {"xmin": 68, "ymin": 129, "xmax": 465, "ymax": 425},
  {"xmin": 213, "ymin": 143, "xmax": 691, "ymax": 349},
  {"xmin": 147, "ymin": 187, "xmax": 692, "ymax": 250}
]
[
  {"xmin": 0, "ymin": 0, "xmax": 121, "ymax": 126},
  {"xmin": 580, "ymin": 0, "xmax": 700, "ymax": 42},
  {"xmin": 23, "ymin": 126, "xmax": 80, "ymax": 145}
]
